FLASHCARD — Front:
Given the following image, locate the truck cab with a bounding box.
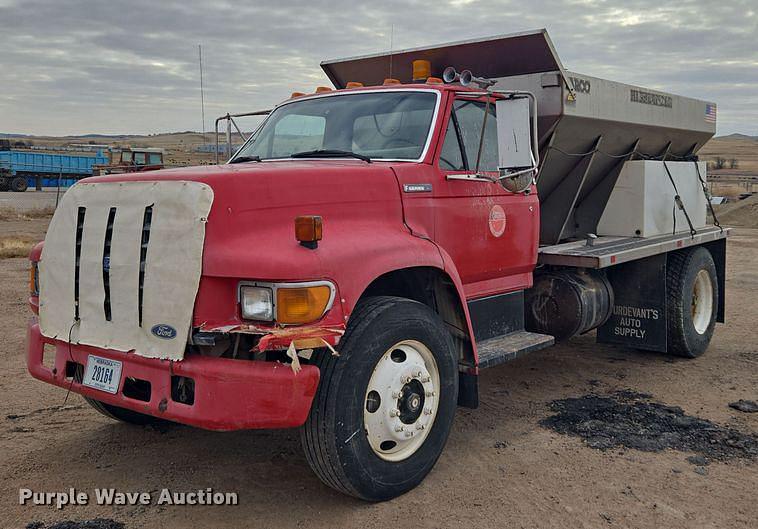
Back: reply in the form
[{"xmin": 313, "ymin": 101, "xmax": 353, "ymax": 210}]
[{"xmin": 25, "ymin": 29, "xmax": 727, "ymax": 502}]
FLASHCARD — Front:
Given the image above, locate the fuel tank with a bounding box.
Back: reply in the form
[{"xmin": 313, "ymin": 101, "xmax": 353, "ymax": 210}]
[{"xmin": 525, "ymin": 269, "xmax": 614, "ymax": 340}]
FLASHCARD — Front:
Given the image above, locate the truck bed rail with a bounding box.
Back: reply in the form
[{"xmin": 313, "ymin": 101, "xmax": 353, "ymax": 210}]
[{"xmin": 538, "ymin": 226, "xmax": 730, "ymax": 269}]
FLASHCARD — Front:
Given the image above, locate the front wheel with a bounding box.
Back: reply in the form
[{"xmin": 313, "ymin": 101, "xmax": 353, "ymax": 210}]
[
  {"xmin": 301, "ymin": 296, "xmax": 458, "ymax": 501},
  {"xmin": 84, "ymin": 397, "xmax": 166, "ymax": 426}
]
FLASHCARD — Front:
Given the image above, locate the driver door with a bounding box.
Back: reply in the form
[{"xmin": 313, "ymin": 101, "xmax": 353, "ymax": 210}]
[{"xmin": 432, "ymin": 95, "xmax": 539, "ymax": 299}]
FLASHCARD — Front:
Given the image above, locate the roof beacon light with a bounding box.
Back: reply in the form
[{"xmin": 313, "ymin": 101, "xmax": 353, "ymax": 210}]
[
  {"xmin": 412, "ymin": 60, "xmax": 431, "ymax": 81},
  {"xmin": 345, "ymin": 81, "xmax": 364, "ymax": 89},
  {"xmin": 383, "ymin": 78, "xmax": 401, "ymax": 85},
  {"xmin": 315, "ymin": 86, "xmax": 333, "ymax": 93}
]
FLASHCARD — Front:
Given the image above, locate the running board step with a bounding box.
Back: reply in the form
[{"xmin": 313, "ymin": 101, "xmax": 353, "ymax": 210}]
[{"xmin": 476, "ymin": 331, "xmax": 555, "ymax": 369}]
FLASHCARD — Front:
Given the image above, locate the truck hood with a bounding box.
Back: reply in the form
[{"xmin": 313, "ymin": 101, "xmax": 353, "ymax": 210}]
[{"xmin": 85, "ymin": 160, "xmax": 406, "ymax": 279}]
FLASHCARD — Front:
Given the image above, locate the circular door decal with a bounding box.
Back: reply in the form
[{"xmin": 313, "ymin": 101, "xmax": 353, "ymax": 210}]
[{"xmin": 489, "ymin": 205, "xmax": 506, "ymax": 237}]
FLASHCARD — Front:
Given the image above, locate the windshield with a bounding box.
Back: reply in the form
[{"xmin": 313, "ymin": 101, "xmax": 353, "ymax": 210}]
[{"xmin": 233, "ymin": 91, "xmax": 438, "ymax": 161}]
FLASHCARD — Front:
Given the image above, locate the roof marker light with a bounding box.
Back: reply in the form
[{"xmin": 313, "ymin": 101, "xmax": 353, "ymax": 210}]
[{"xmin": 412, "ymin": 60, "xmax": 431, "ymax": 81}]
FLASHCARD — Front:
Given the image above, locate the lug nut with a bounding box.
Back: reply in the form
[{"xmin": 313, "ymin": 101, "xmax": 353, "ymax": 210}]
[
  {"xmin": 416, "ymin": 371, "xmax": 422, "ymax": 377},
  {"xmin": 426, "ymin": 390, "xmax": 435, "ymax": 397},
  {"xmin": 405, "ymin": 431, "xmax": 414, "ymax": 438},
  {"xmin": 423, "ymin": 408, "xmax": 433, "ymax": 415},
  {"xmin": 416, "ymin": 424, "xmax": 425, "ymax": 430},
  {"xmin": 391, "ymin": 391, "xmax": 399, "ymax": 398},
  {"xmin": 395, "ymin": 425, "xmax": 404, "ymax": 432},
  {"xmin": 421, "ymin": 376, "xmax": 431, "ymax": 383},
  {"xmin": 389, "ymin": 409, "xmax": 399, "ymax": 417}
]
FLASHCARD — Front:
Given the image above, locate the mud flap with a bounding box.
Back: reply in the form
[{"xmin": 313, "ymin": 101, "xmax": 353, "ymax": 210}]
[{"xmin": 597, "ymin": 253, "xmax": 668, "ymax": 352}]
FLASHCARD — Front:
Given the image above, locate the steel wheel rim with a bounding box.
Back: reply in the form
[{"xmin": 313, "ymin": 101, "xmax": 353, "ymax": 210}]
[
  {"xmin": 691, "ymin": 269, "xmax": 714, "ymax": 335},
  {"xmin": 363, "ymin": 340, "xmax": 440, "ymax": 462}
]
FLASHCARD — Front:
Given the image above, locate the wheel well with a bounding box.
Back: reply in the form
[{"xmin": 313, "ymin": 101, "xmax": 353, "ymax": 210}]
[{"xmin": 358, "ymin": 267, "xmax": 474, "ymax": 367}]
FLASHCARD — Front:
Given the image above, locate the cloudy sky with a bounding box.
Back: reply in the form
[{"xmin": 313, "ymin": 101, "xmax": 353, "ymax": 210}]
[{"xmin": 0, "ymin": 0, "xmax": 756, "ymax": 136}]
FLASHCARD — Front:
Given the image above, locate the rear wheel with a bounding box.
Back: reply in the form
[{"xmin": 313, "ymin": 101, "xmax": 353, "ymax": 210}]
[
  {"xmin": 10, "ymin": 176, "xmax": 28, "ymax": 192},
  {"xmin": 301, "ymin": 296, "xmax": 458, "ymax": 501},
  {"xmin": 666, "ymin": 247, "xmax": 718, "ymax": 357}
]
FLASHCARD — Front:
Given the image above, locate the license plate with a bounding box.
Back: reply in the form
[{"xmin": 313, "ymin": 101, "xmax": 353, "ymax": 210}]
[{"xmin": 82, "ymin": 355, "xmax": 122, "ymax": 394}]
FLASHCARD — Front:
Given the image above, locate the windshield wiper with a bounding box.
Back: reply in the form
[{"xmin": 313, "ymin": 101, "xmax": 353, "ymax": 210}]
[
  {"xmin": 290, "ymin": 149, "xmax": 371, "ymax": 163},
  {"xmin": 228, "ymin": 155, "xmax": 261, "ymax": 164}
]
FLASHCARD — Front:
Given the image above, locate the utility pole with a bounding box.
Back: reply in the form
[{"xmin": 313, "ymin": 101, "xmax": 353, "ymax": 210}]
[{"xmin": 199, "ymin": 44, "xmax": 206, "ymax": 143}]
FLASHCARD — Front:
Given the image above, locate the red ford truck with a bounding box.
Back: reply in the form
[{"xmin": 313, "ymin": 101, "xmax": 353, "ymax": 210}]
[{"xmin": 26, "ymin": 30, "xmax": 728, "ymax": 501}]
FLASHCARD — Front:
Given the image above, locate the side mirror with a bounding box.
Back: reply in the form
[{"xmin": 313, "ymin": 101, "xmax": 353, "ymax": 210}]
[{"xmin": 496, "ymin": 97, "xmax": 537, "ymax": 193}]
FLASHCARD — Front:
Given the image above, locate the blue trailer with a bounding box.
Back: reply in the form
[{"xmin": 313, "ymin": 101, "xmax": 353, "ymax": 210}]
[{"xmin": 0, "ymin": 142, "xmax": 108, "ymax": 192}]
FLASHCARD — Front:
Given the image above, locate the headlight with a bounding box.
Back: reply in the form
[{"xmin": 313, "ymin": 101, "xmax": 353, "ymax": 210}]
[
  {"xmin": 239, "ymin": 281, "xmax": 335, "ymax": 324},
  {"xmin": 240, "ymin": 286, "xmax": 273, "ymax": 321}
]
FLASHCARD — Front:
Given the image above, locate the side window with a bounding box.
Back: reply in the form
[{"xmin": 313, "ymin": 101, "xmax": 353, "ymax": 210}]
[
  {"xmin": 271, "ymin": 114, "xmax": 325, "ymax": 157},
  {"xmin": 134, "ymin": 152, "xmax": 146, "ymax": 165},
  {"xmin": 453, "ymin": 99, "xmax": 498, "ymax": 172},
  {"xmin": 438, "ymin": 115, "xmax": 464, "ymax": 171},
  {"xmin": 148, "ymin": 153, "xmax": 162, "ymax": 165}
]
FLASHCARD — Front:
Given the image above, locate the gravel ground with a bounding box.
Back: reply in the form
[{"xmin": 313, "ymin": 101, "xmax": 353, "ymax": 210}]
[{"xmin": 1, "ymin": 217, "xmax": 756, "ymax": 529}]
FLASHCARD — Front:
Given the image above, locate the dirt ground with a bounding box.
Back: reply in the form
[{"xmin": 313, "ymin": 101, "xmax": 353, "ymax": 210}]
[{"xmin": 0, "ymin": 216, "xmax": 756, "ymax": 529}]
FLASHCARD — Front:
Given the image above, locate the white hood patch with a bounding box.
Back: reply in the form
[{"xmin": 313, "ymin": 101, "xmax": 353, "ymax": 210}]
[{"xmin": 39, "ymin": 181, "xmax": 214, "ymax": 360}]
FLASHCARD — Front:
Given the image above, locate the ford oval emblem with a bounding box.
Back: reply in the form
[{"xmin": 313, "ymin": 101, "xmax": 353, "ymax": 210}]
[{"xmin": 151, "ymin": 324, "xmax": 177, "ymax": 340}]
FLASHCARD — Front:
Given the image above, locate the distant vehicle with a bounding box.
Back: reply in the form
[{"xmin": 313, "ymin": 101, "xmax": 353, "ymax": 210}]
[
  {"xmin": 94, "ymin": 147, "xmax": 164, "ymax": 175},
  {"xmin": 0, "ymin": 140, "xmax": 108, "ymax": 192},
  {"xmin": 0, "ymin": 143, "xmax": 165, "ymax": 191}
]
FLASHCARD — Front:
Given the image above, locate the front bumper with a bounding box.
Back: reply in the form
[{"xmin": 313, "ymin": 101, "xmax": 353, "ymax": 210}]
[{"xmin": 26, "ymin": 320, "xmax": 320, "ymax": 431}]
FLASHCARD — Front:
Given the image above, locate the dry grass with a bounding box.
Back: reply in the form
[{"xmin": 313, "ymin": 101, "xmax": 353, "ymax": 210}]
[
  {"xmin": 0, "ymin": 205, "xmax": 56, "ymax": 221},
  {"xmin": 0, "ymin": 236, "xmax": 37, "ymax": 259}
]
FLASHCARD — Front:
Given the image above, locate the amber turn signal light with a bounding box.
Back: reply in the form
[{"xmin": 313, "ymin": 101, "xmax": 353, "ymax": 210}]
[
  {"xmin": 295, "ymin": 215, "xmax": 323, "ymax": 249},
  {"xmin": 276, "ymin": 285, "xmax": 332, "ymax": 324},
  {"xmin": 345, "ymin": 81, "xmax": 364, "ymax": 89}
]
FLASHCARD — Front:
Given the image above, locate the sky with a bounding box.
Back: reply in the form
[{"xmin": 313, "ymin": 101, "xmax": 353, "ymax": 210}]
[{"xmin": 0, "ymin": 0, "xmax": 756, "ymax": 136}]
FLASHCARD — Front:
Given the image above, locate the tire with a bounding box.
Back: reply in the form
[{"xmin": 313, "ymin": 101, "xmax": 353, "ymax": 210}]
[
  {"xmin": 10, "ymin": 176, "xmax": 28, "ymax": 192},
  {"xmin": 72, "ymin": 364, "xmax": 166, "ymax": 426},
  {"xmin": 666, "ymin": 247, "xmax": 718, "ymax": 358},
  {"xmin": 301, "ymin": 296, "xmax": 458, "ymax": 501},
  {"xmin": 84, "ymin": 397, "xmax": 166, "ymax": 426}
]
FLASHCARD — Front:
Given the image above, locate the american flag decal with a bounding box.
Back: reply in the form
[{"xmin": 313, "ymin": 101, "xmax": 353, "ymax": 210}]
[{"xmin": 705, "ymin": 103, "xmax": 717, "ymax": 123}]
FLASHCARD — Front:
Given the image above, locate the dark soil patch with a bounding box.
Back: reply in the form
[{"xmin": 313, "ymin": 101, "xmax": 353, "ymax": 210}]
[
  {"xmin": 26, "ymin": 520, "xmax": 123, "ymax": 529},
  {"xmin": 541, "ymin": 390, "xmax": 758, "ymax": 461},
  {"xmin": 729, "ymin": 400, "xmax": 758, "ymax": 413}
]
